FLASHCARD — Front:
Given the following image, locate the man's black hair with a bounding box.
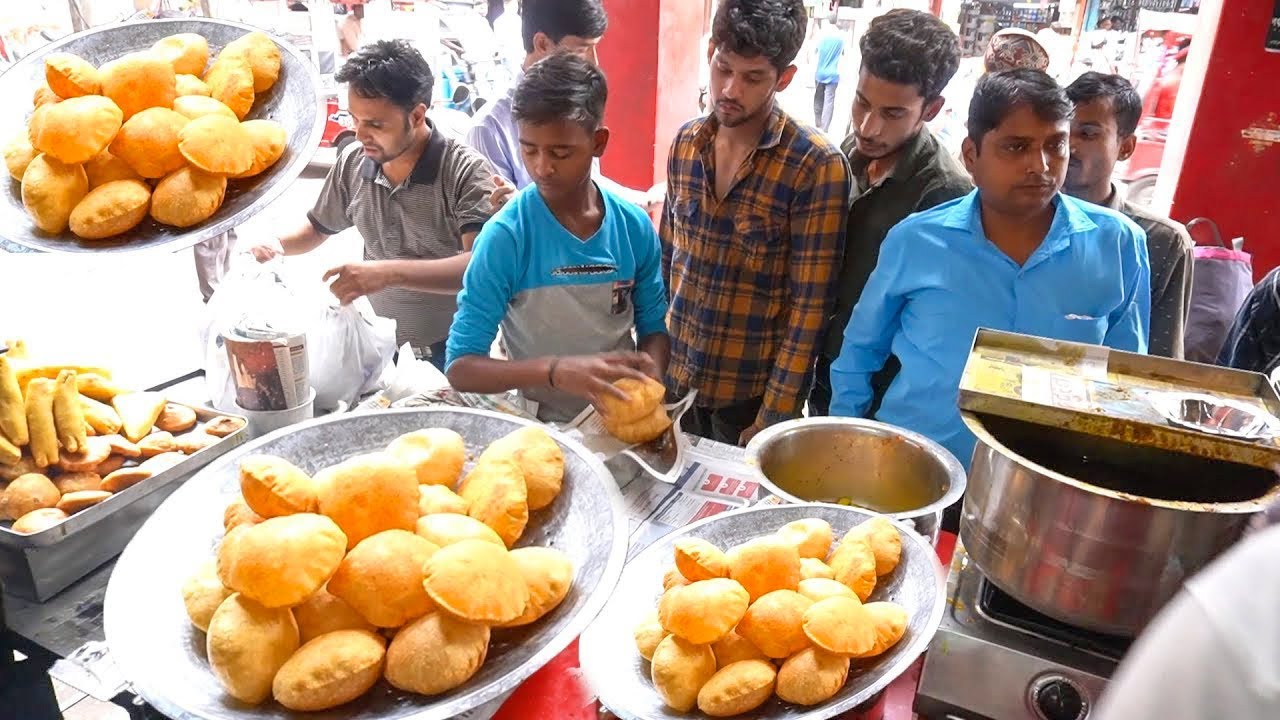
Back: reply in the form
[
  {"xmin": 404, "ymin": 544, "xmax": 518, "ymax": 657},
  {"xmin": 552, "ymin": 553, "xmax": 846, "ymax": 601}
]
[
  {"xmin": 967, "ymin": 69, "xmax": 1073, "ymax": 145},
  {"xmin": 520, "ymin": 0, "xmax": 608, "ymax": 54},
  {"xmin": 513, "ymin": 52, "xmax": 607, "ymax": 131},
  {"xmin": 859, "ymin": 9, "xmax": 960, "ymax": 102},
  {"xmin": 1065, "ymin": 71, "xmax": 1142, "ymax": 137},
  {"xmin": 336, "ymin": 39, "xmax": 434, "ymax": 112},
  {"xmin": 711, "ymin": 0, "xmax": 808, "ymax": 72}
]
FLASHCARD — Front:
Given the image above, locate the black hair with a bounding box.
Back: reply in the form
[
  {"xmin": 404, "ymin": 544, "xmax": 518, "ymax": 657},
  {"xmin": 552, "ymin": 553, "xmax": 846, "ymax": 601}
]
[
  {"xmin": 711, "ymin": 0, "xmax": 808, "ymax": 72},
  {"xmin": 512, "ymin": 52, "xmax": 607, "ymax": 131},
  {"xmin": 336, "ymin": 39, "xmax": 434, "ymax": 112},
  {"xmin": 520, "ymin": 0, "xmax": 608, "ymax": 54},
  {"xmin": 1110, "ymin": 15, "xmax": 1124, "ymax": 25},
  {"xmin": 967, "ymin": 69, "xmax": 1073, "ymax": 145},
  {"xmin": 1065, "ymin": 71, "xmax": 1142, "ymax": 137},
  {"xmin": 859, "ymin": 9, "xmax": 960, "ymax": 102}
]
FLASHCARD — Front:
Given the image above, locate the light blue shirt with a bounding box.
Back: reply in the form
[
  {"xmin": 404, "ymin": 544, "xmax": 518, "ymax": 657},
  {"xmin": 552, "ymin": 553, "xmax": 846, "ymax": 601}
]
[
  {"xmin": 815, "ymin": 28, "xmax": 845, "ymax": 85},
  {"xmin": 830, "ymin": 190, "xmax": 1151, "ymax": 466}
]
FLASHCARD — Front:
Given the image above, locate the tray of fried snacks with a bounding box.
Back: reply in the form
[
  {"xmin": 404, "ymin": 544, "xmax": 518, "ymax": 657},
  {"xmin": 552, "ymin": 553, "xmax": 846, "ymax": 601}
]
[
  {"xmin": 103, "ymin": 407, "xmax": 627, "ymax": 720},
  {"xmin": 562, "ymin": 378, "xmax": 697, "ymax": 483},
  {"xmin": 579, "ymin": 504, "xmax": 947, "ymax": 719},
  {"xmin": 0, "ymin": 341, "xmax": 247, "ymax": 600}
]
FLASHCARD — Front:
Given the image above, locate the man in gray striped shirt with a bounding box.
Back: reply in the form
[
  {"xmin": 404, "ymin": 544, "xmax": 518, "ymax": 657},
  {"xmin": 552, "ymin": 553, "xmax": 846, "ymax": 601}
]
[{"xmin": 252, "ymin": 40, "xmax": 495, "ymax": 368}]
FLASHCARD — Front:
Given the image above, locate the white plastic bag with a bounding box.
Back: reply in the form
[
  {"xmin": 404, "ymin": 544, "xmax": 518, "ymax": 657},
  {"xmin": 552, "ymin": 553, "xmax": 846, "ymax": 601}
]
[{"xmin": 308, "ymin": 300, "xmax": 397, "ymax": 412}]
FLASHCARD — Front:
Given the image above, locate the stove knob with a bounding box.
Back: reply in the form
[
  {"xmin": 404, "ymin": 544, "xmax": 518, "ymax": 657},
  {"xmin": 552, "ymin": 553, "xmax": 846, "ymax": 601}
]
[{"xmin": 1031, "ymin": 676, "xmax": 1088, "ymax": 720}]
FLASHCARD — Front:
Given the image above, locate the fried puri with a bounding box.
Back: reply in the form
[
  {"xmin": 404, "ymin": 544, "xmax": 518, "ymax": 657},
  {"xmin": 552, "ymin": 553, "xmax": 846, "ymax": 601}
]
[
  {"xmin": 385, "ymin": 428, "xmax": 466, "ymax": 487},
  {"xmin": 12, "ymin": 507, "xmax": 68, "ymax": 533},
  {"xmin": 604, "ymin": 404, "xmax": 673, "ymax": 445},
  {"xmin": 802, "ymin": 596, "xmax": 877, "ymax": 657},
  {"xmin": 216, "ymin": 513, "xmax": 347, "ymax": 608},
  {"xmin": 384, "ymin": 612, "xmax": 490, "ymax": 696},
  {"xmin": 234, "ymin": 119, "xmax": 286, "ymax": 179},
  {"xmin": 775, "ymin": 647, "xmax": 850, "ymax": 706},
  {"xmin": 736, "ymin": 589, "xmax": 813, "ymax": 659},
  {"xmin": 150, "ymin": 166, "xmax": 226, "ymax": 227},
  {"xmin": 22, "ymin": 154, "xmax": 88, "ymax": 234},
  {"xmin": 414, "ymin": 512, "xmax": 504, "ymax": 548},
  {"xmin": 99, "ymin": 52, "xmax": 176, "ymax": 120},
  {"xmin": 272, "ymin": 629, "xmax": 386, "ymax": 712},
  {"xmin": 1, "ymin": 473, "xmax": 60, "ymax": 519},
  {"xmin": 711, "ymin": 629, "xmax": 768, "ymax": 668},
  {"xmin": 422, "ymin": 538, "xmax": 528, "ymax": 624},
  {"xmin": 152, "ymin": 33, "xmax": 209, "ymax": 76},
  {"xmin": 727, "ymin": 536, "xmax": 801, "ymax": 602},
  {"xmin": 238, "ymin": 454, "xmax": 317, "ymax": 518},
  {"xmin": 84, "ymin": 149, "xmax": 141, "ymax": 189},
  {"xmin": 314, "ymin": 452, "xmax": 418, "ymax": 549},
  {"xmin": 696, "ymin": 659, "xmax": 776, "ymax": 717},
  {"xmin": 175, "ymin": 73, "xmax": 211, "ymax": 97},
  {"xmin": 155, "ymin": 403, "xmax": 197, "ymax": 433},
  {"xmin": 110, "ymin": 107, "xmax": 189, "ymax": 178},
  {"xmin": 173, "ymin": 94, "xmax": 237, "ymax": 121},
  {"xmin": 417, "ymin": 484, "xmax": 470, "ymax": 516},
  {"xmin": 673, "ymin": 537, "xmax": 729, "ymax": 582},
  {"xmin": 53, "ymin": 472, "xmax": 102, "ymax": 495},
  {"xmin": 776, "ymin": 517, "xmax": 834, "ymax": 560},
  {"xmin": 845, "ymin": 516, "xmax": 903, "ymax": 577},
  {"xmin": 855, "ymin": 601, "xmax": 909, "ymax": 659},
  {"xmin": 650, "ymin": 635, "xmax": 716, "ymax": 713},
  {"xmin": 45, "ymin": 53, "xmax": 100, "ymax": 99},
  {"xmin": 205, "ymin": 593, "xmax": 299, "ymax": 705},
  {"xmin": 31, "ymin": 95, "xmax": 122, "ymax": 164},
  {"xmin": 457, "ymin": 456, "xmax": 528, "ymax": 547},
  {"xmin": 800, "ymin": 557, "xmax": 836, "ymax": 580},
  {"xmin": 499, "ymin": 546, "xmax": 574, "ymax": 627},
  {"xmin": 204, "ymin": 54, "xmax": 255, "ymax": 119},
  {"xmin": 178, "ymin": 114, "xmax": 253, "ymax": 176},
  {"xmin": 829, "ymin": 535, "xmax": 879, "ymax": 601},
  {"xmin": 3, "ymin": 131, "xmax": 37, "ymax": 181},
  {"xmin": 293, "ymin": 587, "xmax": 375, "ymax": 644},
  {"xmin": 223, "ymin": 32, "xmax": 282, "ymax": 93},
  {"xmin": 182, "ymin": 560, "xmax": 232, "ymax": 632},
  {"xmin": 327, "ymin": 529, "xmax": 438, "ymax": 628},
  {"xmin": 479, "ymin": 425, "xmax": 564, "ymax": 511},
  {"xmin": 599, "ymin": 376, "xmax": 667, "ymax": 422},
  {"xmin": 798, "ymin": 577, "xmax": 858, "ymax": 603},
  {"xmin": 658, "ymin": 578, "xmax": 749, "ymax": 645},
  {"xmin": 634, "ymin": 610, "xmax": 669, "ymax": 662},
  {"xmin": 69, "ymin": 180, "xmax": 151, "ymax": 240}
]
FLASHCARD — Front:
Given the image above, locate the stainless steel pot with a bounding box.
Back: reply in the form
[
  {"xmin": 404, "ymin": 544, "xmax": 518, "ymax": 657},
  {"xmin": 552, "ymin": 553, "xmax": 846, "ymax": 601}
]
[
  {"xmin": 745, "ymin": 417, "xmax": 967, "ymax": 544},
  {"xmin": 962, "ymin": 411, "xmax": 1280, "ymax": 636}
]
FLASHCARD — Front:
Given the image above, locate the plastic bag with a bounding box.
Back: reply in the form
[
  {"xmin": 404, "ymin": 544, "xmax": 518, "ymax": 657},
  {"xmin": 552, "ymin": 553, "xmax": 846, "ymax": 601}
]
[{"xmin": 309, "ymin": 302, "xmax": 397, "ymax": 412}]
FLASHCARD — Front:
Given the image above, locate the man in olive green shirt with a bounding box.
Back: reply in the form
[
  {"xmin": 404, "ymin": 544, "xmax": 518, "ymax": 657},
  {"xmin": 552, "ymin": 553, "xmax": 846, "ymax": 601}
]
[{"xmin": 809, "ymin": 10, "xmax": 972, "ymax": 415}]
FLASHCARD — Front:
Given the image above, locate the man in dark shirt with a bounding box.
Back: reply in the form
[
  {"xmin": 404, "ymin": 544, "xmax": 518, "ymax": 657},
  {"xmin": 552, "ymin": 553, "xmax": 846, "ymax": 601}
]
[
  {"xmin": 1218, "ymin": 267, "xmax": 1280, "ymax": 377},
  {"xmin": 809, "ymin": 9, "xmax": 972, "ymax": 416}
]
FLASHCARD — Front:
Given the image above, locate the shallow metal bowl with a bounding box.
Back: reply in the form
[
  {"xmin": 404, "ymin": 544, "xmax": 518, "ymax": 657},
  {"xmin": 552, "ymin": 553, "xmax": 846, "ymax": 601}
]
[
  {"xmin": 0, "ymin": 18, "xmax": 323, "ymax": 253},
  {"xmin": 579, "ymin": 503, "xmax": 948, "ymax": 720},
  {"xmin": 103, "ymin": 408, "xmax": 628, "ymax": 720}
]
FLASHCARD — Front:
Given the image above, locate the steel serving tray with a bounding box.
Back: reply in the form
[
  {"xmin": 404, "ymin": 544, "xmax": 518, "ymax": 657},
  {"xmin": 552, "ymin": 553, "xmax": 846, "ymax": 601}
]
[
  {"xmin": 0, "ymin": 404, "xmax": 247, "ymax": 601},
  {"xmin": 0, "ymin": 18, "xmax": 323, "ymax": 254},
  {"xmin": 578, "ymin": 503, "xmax": 948, "ymax": 720},
  {"xmin": 103, "ymin": 407, "xmax": 629, "ymax": 720}
]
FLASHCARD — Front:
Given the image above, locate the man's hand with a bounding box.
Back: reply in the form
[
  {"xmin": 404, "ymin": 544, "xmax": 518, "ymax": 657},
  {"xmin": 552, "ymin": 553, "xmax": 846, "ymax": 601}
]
[
  {"xmin": 738, "ymin": 423, "xmax": 764, "ymax": 447},
  {"xmin": 489, "ymin": 175, "xmax": 515, "ymax": 213},
  {"xmin": 550, "ymin": 352, "xmax": 655, "ymax": 408},
  {"xmin": 249, "ymin": 237, "xmax": 284, "ymax": 263},
  {"xmin": 323, "ymin": 261, "xmax": 394, "ymax": 305}
]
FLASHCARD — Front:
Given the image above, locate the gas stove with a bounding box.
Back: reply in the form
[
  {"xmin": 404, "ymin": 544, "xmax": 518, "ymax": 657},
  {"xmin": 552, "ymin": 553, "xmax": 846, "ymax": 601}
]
[{"xmin": 915, "ymin": 544, "xmax": 1131, "ymax": 720}]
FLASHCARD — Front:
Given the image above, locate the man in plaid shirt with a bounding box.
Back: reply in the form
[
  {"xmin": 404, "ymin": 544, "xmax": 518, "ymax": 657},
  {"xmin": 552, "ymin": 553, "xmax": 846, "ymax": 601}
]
[{"xmin": 661, "ymin": 0, "xmax": 851, "ymax": 445}]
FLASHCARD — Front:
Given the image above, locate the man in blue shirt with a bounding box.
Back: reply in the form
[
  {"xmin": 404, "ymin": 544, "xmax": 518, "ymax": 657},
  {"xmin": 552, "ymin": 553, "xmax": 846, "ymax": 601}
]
[
  {"xmin": 812, "ymin": 15, "xmax": 847, "ymax": 131},
  {"xmin": 831, "ymin": 69, "xmax": 1150, "ymax": 468},
  {"xmin": 447, "ymin": 53, "xmax": 669, "ymax": 423}
]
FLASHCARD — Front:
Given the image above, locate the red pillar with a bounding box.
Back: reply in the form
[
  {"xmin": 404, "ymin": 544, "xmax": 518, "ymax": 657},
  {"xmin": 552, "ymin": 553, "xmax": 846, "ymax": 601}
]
[
  {"xmin": 597, "ymin": 0, "xmax": 704, "ymax": 192},
  {"xmin": 1158, "ymin": 0, "xmax": 1280, "ymax": 278}
]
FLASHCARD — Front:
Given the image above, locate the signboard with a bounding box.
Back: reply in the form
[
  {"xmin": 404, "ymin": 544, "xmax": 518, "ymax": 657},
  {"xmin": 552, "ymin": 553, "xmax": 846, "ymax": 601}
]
[{"xmin": 1269, "ymin": 0, "xmax": 1280, "ymax": 52}]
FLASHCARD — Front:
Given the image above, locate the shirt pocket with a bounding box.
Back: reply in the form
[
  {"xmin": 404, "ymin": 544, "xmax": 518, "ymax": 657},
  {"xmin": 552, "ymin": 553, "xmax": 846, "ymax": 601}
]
[
  {"xmin": 735, "ymin": 213, "xmax": 786, "ymax": 276},
  {"xmin": 1050, "ymin": 314, "xmax": 1109, "ymax": 345},
  {"xmin": 669, "ymin": 195, "xmax": 701, "ymax": 253}
]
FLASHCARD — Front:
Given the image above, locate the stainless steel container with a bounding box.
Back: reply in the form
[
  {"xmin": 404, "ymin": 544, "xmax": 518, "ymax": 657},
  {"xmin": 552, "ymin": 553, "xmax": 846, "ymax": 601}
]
[
  {"xmin": 745, "ymin": 417, "xmax": 966, "ymax": 544},
  {"xmin": 962, "ymin": 411, "xmax": 1280, "ymax": 636}
]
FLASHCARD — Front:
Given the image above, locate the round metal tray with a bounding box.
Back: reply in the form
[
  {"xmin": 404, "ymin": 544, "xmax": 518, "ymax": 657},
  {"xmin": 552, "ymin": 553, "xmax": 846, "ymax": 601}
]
[
  {"xmin": 579, "ymin": 503, "xmax": 947, "ymax": 720},
  {"xmin": 0, "ymin": 18, "xmax": 324, "ymax": 254},
  {"xmin": 103, "ymin": 408, "xmax": 629, "ymax": 720}
]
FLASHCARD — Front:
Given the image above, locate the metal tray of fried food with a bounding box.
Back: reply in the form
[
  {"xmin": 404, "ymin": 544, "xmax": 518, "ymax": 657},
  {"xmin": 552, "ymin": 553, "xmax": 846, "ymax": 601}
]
[
  {"xmin": 0, "ymin": 403, "xmax": 247, "ymax": 601},
  {"xmin": 103, "ymin": 408, "xmax": 629, "ymax": 720},
  {"xmin": 0, "ymin": 18, "xmax": 323, "ymax": 254},
  {"xmin": 579, "ymin": 503, "xmax": 948, "ymax": 720}
]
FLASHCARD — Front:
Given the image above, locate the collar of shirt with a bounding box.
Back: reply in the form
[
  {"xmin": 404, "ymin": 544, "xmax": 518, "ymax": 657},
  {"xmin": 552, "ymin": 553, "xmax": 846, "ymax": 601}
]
[
  {"xmin": 691, "ymin": 103, "xmax": 787, "ymax": 155},
  {"xmin": 943, "ymin": 190, "xmax": 1098, "ymax": 264},
  {"xmin": 844, "ymin": 125, "xmax": 936, "ymax": 190},
  {"xmin": 358, "ymin": 119, "xmax": 447, "ymax": 188}
]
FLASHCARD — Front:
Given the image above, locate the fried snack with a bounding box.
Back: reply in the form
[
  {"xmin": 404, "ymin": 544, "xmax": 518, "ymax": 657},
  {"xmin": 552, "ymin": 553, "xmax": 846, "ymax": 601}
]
[
  {"xmin": 204, "ymin": 416, "xmax": 246, "ymax": 438},
  {"xmin": 798, "ymin": 577, "xmax": 859, "ymax": 603},
  {"xmin": 0, "ymin": 356, "xmax": 28, "ymax": 446},
  {"xmin": 152, "ymin": 33, "xmax": 209, "ymax": 76},
  {"xmin": 293, "ymin": 587, "xmax": 375, "ymax": 644},
  {"xmin": 182, "ymin": 560, "xmax": 233, "ymax": 632},
  {"xmin": 845, "ymin": 517, "xmax": 903, "ymax": 577},
  {"xmin": 223, "ymin": 498, "xmax": 263, "ymax": 533},
  {"xmin": 12, "ymin": 507, "xmax": 68, "ymax": 533},
  {"xmin": 711, "ymin": 629, "xmax": 768, "ymax": 668},
  {"xmin": 51, "ymin": 370, "xmax": 86, "ymax": 454},
  {"xmin": 385, "ymin": 428, "xmax": 466, "ymax": 487},
  {"xmin": 802, "ymin": 596, "xmax": 877, "ymax": 656},
  {"xmin": 314, "ymin": 452, "xmax": 418, "ymax": 548},
  {"xmin": 204, "ymin": 55, "xmax": 255, "ymax": 120},
  {"xmin": 417, "ymin": 484, "xmax": 469, "ymax": 516},
  {"xmin": 2, "ymin": 131, "xmax": 37, "ymax": 181},
  {"xmin": 33, "ymin": 84, "xmax": 61, "ymax": 108},
  {"xmin": 239, "ymin": 454, "xmax": 317, "ymax": 518},
  {"xmin": 24, "ymin": 379, "xmax": 59, "ymax": 467},
  {"xmin": 384, "ymin": 611, "xmax": 490, "ymax": 696},
  {"xmin": 775, "ymin": 646, "xmax": 850, "ymax": 706},
  {"xmin": 234, "ymin": 119, "xmax": 286, "ymax": 179},
  {"xmin": 272, "ymin": 629, "xmax": 386, "ymax": 712},
  {"xmin": 68, "ymin": 178, "xmax": 149, "ymax": 239},
  {"xmin": 100, "ymin": 465, "xmax": 152, "ymax": 493},
  {"xmin": 154, "ymin": 403, "xmax": 197, "ymax": 433},
  {"xmin": 735, "ymin": 589, "xmax": 813, "ymax": 659},
  {"xmin": 800, "ymin": 557, "xmax": 835, "ymax": 581},
  {"xmin": 776, "ymin": 517, "xmax": 834, "ymax": 560},
  {"xmin": 31, "ymin": 95, "xmax": 121, "ymax": 164},
  {"xmin": 828, "ymin": 535, "xmax": 878, "ymax": 602},
  {"xmin": 604, "ymin": 404, "xmax": 673, "ymax": 445},
  {"xmin": 76, "ymin": 372, "xmax": 124, "ymax": 401},
  {"xmin": 54, "ymin": 472, "xmax": 101, "ymax": 495},
  {"xmin": 673, "ymin": 537, "xmax": 729, "ymax": 582},
  {"xmin": 21, "ymin": 154, "xmax": 88, "ymax": 234},
  {"xmin": 79, "ymin": 395, "xmax": 122, "ymax": 435},
  {"xmin": 634, "ymin": 611, "xmax": 669, "ymax": 662},
  {"xmin": 855, "ymin": 602, "xmax": 909, "ymax": 659},
  {"xmin": 217, "ymin": 513, "xmax": 347, "ymax": 608},
  {"xmin": 0, "ymin": 456, "xmax": 38, "ymax": 483},
  {"xmin": 45, "ymin": 53, "xmax": 100, "ymax": 99},
  {"xmin": 56, "ymin": 489, "xmax": 110, "ymax": 514},
  {"xmin": 178, "ymin": 114, "xmax": 253, "ymax": 176},
  {"xmin": 99, "ymin": 51, "xmax": 176, "ymax": 120},
  {"xmin": 83, "ymin": 149, "xmax": 142, "ymax": 189},
  {"xmin": 650, "ymin": 635, "xmax": 716, "ymax": 713},
  {"xmin": 175, "ymin": 73, "xmax": 210, "ymax": 97},
  {"xmin": 0, "ymin": 435, "xmax": 20, "ymax": 466},
  {"xmin": 27, "ymin": 104, "xmax": 52, "ymax": 148},
  {"xmin": 658, "ymin": 578, "xmax": 749, "ymax": 645},
  {"xmin": 500, "ymin": 546, "xmax": 574, "ymax": 627},
  {"xmin": 110, "ymin": 391, "xmax": 165, "ymax": 443},
  {"xmin": 172, "ymin": 94, "xmax": 238, "ymax": 121},
  {"xmin": 223, "ymin": 32, "xmax": 282, "ymax": 93},
  {"xmin": 598, "ymin": 376, "xmax": 666, "ymax": 423},
  {"xmin": 328, "ymin": 529, "xmax": 438, "ymax": 628},
  {"xmin": 478, "ymin": 425, "xmax": 564, "ymax": 511},
  {"xmin": 422, "ymin": 538, "xmax": 528, "ymax": 624},
  {"xmin": 92, "ymin": 454, "xmax": 125, "ymax": 477},
  {"xmin": 138, "ymin": 431, "xmax": 178, "ymax": 457},
  {"xmin": 1, "ymin": 473, "xmax": 60, "ymax": 519},
  {"xmin": 414, "ymin": 512, "xmax": 504, "ymax": 548},
  {"xmin": 56, "ymin": 436, "xmax": 111, "ymax": 473},
  {"xmin": 150, "ymin": 166, "xmax": 226, "ymax": 227},
  {"xmin": 109, "ymin": 107, "xmax": 188, "ymax": 179},
  {"xmin": 697, "ymin": 659, "xmax": 776, "ymax": 717},
  {"xmin": 457, "ymin": 456, "xmax": 528, "ymax": 547},
  {"xmin": 206, "ymin": 593, "xmax": 299, "ymax": 705},
  {"xmin": 662, "ymin": 566, "xmax": 689, "ymax": 591},
  {"xmin": 141, "ymin": 451, "xmax": 187, "ymax": 474},
  {"xmin": 727, "ymin": 536, "xmax": 801, "ymax": 602}
]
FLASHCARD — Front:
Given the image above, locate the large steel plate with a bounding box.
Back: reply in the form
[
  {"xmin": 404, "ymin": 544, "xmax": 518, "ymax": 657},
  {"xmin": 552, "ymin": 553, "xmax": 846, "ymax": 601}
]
[
  {"xmin": 0, "ymin": 18, "xmax": 323, "ymax": 254},
  {"xmin": 579, "ymin": 503, "xmax": 947, "ymax": 720},
  {"xmin": 103, "ymin": 408, "xmax": 628, "ymax": 720}
]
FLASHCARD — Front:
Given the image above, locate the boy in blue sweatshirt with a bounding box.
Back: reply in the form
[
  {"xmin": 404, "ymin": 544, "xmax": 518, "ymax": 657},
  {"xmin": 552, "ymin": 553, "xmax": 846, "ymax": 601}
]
[{"xmin": 446, "ymin": 52, "xmax": 670, "ymax": 422}]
